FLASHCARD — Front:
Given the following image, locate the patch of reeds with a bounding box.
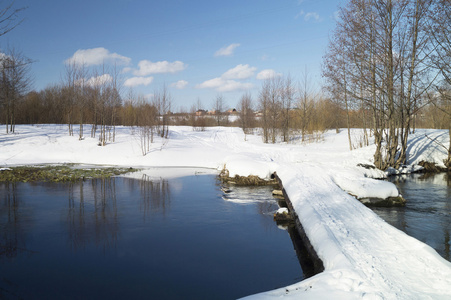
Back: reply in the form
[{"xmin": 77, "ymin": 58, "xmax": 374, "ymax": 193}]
[{"xmin": 0, "ymin": 165, "xmax": 138, "ymax": 182}]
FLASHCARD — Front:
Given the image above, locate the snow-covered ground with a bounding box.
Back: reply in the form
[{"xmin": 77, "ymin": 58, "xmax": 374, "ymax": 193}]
[{"xmin": 1, "ymin": 125, "xmax": 451, "ymax": 299}]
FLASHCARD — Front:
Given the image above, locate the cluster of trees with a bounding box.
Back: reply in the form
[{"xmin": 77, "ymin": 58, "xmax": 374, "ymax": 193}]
[
  {"xmin": 0, "ymin": 2, "xmax": 29, "ymax": 134},
  {"xmin": 255, "ymin": 75, "xmax": 343, "ymax": 144},
  {"xmin": 431, "ymin": 1, "xmax": 451, "ymax": 168},
  {"xmin": 0, "ymin": 48, "xmax": 32, "ymax": 134},
  {"xmin": 63, "ymin": 62, "xmax": 123, "ymax": 145},
  {"xmin": 323, "ymin": 0, "xmax": 451, "ymax": 170}
]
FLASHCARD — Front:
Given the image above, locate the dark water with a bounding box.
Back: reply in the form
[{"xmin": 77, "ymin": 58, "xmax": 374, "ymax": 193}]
[
  {"xmin": 372, "ymin": 173, "xmax": 451, "ymax": 262},
  {"xmin": 0, "ymin": 172, "xmax": 303, "ymax": 299}
]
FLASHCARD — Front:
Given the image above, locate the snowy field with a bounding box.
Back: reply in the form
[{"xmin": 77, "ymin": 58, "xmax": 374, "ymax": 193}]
[{"xmin": 1, "ymin": 124, "xmax": 451, "ymax": 299}]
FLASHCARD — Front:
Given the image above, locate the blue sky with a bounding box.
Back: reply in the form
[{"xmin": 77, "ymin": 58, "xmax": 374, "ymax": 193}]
[{"xmin": 2, "ymin": 0, "xmax": 342, "ymax": 110}]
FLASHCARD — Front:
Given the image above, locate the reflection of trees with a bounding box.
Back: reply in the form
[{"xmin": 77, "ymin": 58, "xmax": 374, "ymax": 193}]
[
  {"xmin": 0, "ymin": 182, "xmax": 32, "ymax": 259},
  {"xmin": 138, "ymin": 175, "xmax": 171, "ymax": 220},
  {"xmin": 66, "ymin": 178, "xmax": 119, "ymax": 252},
  {"xmin": 67, "ymin": 181, "xmax": 86, "ymax": 251},
  {"xmin": 394, "ymin": 174, "xmax": 450, "ymax": 261},
  {"xmin": 65, "ymin": 176, "xmax": 172, "ymax": 251}
]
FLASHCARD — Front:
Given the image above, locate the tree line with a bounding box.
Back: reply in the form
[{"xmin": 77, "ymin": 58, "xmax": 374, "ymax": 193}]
[
  {"xmin": 2, "ymin": 0, "xmax": 451, "ymax": 167},
  {"xmin": 2, "ymin": 52, "xmax": 450, "ymax": 153}
]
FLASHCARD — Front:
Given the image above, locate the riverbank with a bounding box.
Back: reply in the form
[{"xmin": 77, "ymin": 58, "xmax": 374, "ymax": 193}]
[{"xmin": 1, "ymin": 125, "xmax": 451, "ymax": 299}]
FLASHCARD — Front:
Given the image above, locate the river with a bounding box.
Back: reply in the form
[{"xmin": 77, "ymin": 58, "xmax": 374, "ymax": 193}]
[
  {"xmin": 372, "ymin": 173, "xmax": 451, "ymax": 262},
  {"xmin": 0, "ymin": 170, "xmax": 304, "ymax": 299}
]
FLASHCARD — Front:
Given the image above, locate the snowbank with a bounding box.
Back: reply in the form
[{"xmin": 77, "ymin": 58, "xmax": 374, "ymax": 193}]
[
  {"xmin": 243, "ymin": 164, "xmax": 451, "ymax": 299},
  {"xmin": 1, "ymin": 125, "xmax": 450, "ymax": 299},
  {"xmin": 333, "ymin": 173, "xmax": 400, "ymax": 199}
]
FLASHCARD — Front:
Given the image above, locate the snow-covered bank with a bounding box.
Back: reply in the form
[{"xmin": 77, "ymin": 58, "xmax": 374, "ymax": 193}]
[
  {"xmin": 1, "ymin": 125, "xmax": 451, "ymax": 299},
  {"xmin": 244, "ymin": 164, "xmax": 451, "ymax": 299}
]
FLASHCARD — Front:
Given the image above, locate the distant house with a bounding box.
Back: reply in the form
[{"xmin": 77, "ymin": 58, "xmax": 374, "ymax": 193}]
[
  {"xmin": 195, "ymin": 109, "xmax": 208, "ymax": 116},
  {"xmin": 227, "ymin": 108, "xmax": 237, "ymax": 114}
]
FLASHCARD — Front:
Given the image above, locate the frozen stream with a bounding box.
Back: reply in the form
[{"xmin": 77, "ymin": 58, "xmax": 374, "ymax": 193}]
[{"xmin": 0, "ymin": 171, "xmax": 305, "ymax": 299}]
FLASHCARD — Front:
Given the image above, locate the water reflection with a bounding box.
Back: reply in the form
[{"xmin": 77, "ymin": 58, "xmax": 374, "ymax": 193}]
[
  {"xmin": 137, "ymin": 175, "xmax": 171, "ymax": 218},
  {"xmin": 65, "ymin": 178, "xmax": 120, "ymax": 252},
  {"xmin": 65, "ymin": 176, "xmax": 173, "ymax": 252},
  {"xmin": 0, "ymin": 183, "xmax": 33, "ymax": 259},
  {"xmin": 0, "ymin": 174, "xmax": 302, "ymax": 299},
  {"xmin": 375, "ymin": 173, "xmax": 451, "ymax": 261},
  {"xmin": 221, "ymin": 184, "xmax": 280, "ymax": 231},
  {"xmin": 0, "ymin": 176, "xmax": 173, "ymax": 258},
  {"xmin": 221, "ymin": 183, "xmax": 317, "ymax": 278}
]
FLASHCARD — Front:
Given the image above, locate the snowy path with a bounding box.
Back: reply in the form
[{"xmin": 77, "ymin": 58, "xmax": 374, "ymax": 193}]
[
  {"xmin": 246, "ymin": 163, "xmax": 451, "ymax": 299},
  {"xmin": 1, "ymin": 125, "xmax": 451, "ymax": 299}
]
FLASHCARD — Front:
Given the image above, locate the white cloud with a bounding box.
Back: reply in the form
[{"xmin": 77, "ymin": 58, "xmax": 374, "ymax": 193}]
[
  {"xmin": 222, "ymin": 64, "xmax": 256, "ymax": 80},
  {"xmin": 133, "ymin": 60, "xmax": 186, "ymax": 76},
  {"xmin": 214, "ymin": 43, "xmax": 240, "ymax": 57},
  {"xmin": 256, "ymin": 69, "xmax": 282, "ymax": 80},
  {"xmin": 218, "ymin": 80, "xmax": 253, "ymax": 92},
  {"xmin": 304, "ymin": 12, "xmax": 321, "ymax": 22},
  {"xmin": 122, "ymin": 66, "xmax": 133, "ymax": 73},
  {"xmin": 84, "ymin": 74, "xmax": 113, "ymax": 87},
  {"xmin": 124, "ymin": 76, "xmax": 154, "ymax": 87},
  {"xmin": 66, "ymin": 47, "xmax": 131, "ymax": 66},
  {"xmin": 296, "ymin": 10, "xmax": 322, "ymax": 22},
  {"xmin": 171, "ymin": 80, "xmax": 188, "ymax": 89},
  {"xmin": 196, "ymin": 77, "xmax": 253, "ymax": 92},
  {"xmin": 196, "ymin": 63, "xmax": 257, "ymax": 92},
  {"xmin": 196, "ymin": 77, "xmax": 223, "ymax": 89}
]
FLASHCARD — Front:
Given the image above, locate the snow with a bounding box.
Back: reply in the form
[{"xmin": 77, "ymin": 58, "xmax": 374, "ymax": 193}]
[
  {"xmin": 276, "ymin": 207, "xmax": 289, "ymax": 214},
  {"xmin": 1, "ymin": 125, "xmax": 451, "ymax": 299},
  {"xmin": 332, "ymin": 171, "xmax": 400, "ymax": 199}
]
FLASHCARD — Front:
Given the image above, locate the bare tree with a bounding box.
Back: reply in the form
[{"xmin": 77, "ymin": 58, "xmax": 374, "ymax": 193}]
[
  {"xmin": 297, "ymin": 69, "xmax": 316, "ymax": 143},
  {"xmin": 90, "ymin": 65, "xmax": 121, "ymax": 146},
  {"xmin": 153, "ymin": 85, "xmax": 171, "ymax": 139},
  {"xmin": 213, "ymin": 94, "xmax": 225, "ymax": 126},
  {"xmin": 430, "ymin": 0, "xmax": 451, "ymax": 167},
  {"xmin": 0, "ymin": 47, "xmax": 32, "ymax": 133},
  {"xmin": 323, "ymin": 0, "xmax": 435, "ymax": 169},
  {"xmin": 238, "ymin": 92, "xmax": 254, "ymax": 139},
  {"xmin": 136, "ymin": 94, "xmax": 158, "ymax": 156},
  {"xmin": 258, "ymin": 79, "xmax": 271, "ymax": 143},
  {"xmin": 62, "ymin": 62, "xmax": 76, "ymax": 136},
  {"xmin": 0, "ymin": 1, "xmax": 25, "ymax": 38},
  {"xmin": 280, "ymin": 75, "xmax": 294, "ymax": 142},
  {"xmin": 323, "ymin": 41, "xmax": 353, "ymax": 150},
  {"xmin": 64, "ymin": 60, "xmax": 87, "ymax": 139}
]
